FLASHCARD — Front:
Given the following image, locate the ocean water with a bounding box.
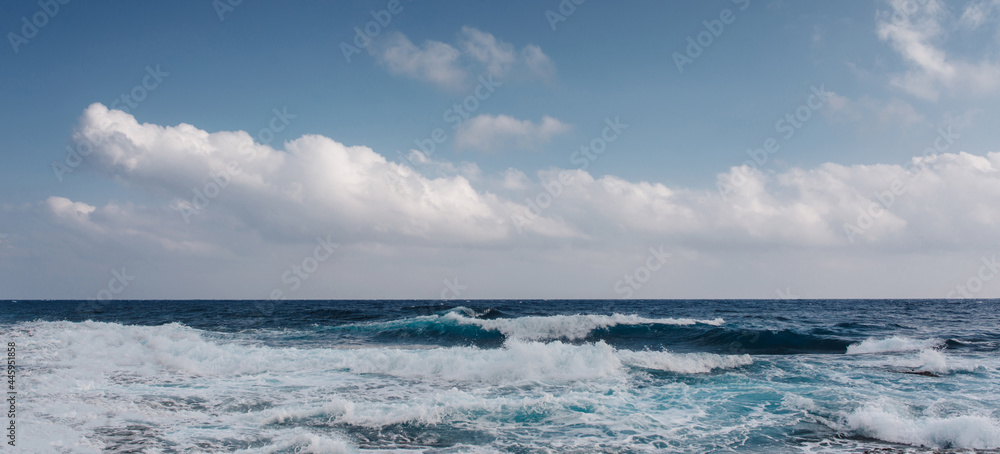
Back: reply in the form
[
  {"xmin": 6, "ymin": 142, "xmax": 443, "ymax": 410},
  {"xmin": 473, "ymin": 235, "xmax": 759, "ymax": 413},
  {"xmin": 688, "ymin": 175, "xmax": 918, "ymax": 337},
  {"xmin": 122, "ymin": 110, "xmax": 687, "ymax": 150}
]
[{"xmin": 1, "ymin": 299, "xmax": 999, "ymax": 453}]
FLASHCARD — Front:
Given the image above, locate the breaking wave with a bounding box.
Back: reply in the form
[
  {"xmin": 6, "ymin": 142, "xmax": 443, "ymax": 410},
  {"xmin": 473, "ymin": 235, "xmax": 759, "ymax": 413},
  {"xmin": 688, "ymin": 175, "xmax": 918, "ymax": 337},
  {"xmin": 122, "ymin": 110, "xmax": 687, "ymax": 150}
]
[{"xmin": 846, "ymin": 336, "xmax": 944, "ymax": 354}]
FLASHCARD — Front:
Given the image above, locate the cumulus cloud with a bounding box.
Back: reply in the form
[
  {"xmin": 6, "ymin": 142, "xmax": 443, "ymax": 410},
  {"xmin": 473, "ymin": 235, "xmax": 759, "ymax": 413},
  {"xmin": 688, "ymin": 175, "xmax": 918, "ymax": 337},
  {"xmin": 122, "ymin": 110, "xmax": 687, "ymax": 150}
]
[
  {"xmin": 46, "ymin": 196, "xmax": 97, "ymax": 227},
  {"xmin": 460, "ymin": 26, "xmax": 517, "ymax": 78},
  {"xmin": 71, "ymin": 103, "xmax": 514, "ymax": 244},
  {"xmin": 824, "ymin": 92, "xmax": 926, "ymax": 131},
  {"xmin": 7, "ymin": 104, "xmax": 1000, "ymax": 298},
  {"xmin": 876, "ymin": 0, "xmax": 1000, "ymax": 100},
  {"xmin": 366, "ymin": 32, "xmax": 466, "ymax": 88},
  {"xmin": 368, "ymin": 27, "xmax": 555, "ymax": 90},
  {"xmin": 500, "ymin": 168, "xmax": 530, "ymax": 190},
  {"xmin": 454, "ymin": 114, "xmax": 571, "ymax": 152},
  {"xmin": 57, "ymin": 104, "xmax": 1000, "ymax": 252}
]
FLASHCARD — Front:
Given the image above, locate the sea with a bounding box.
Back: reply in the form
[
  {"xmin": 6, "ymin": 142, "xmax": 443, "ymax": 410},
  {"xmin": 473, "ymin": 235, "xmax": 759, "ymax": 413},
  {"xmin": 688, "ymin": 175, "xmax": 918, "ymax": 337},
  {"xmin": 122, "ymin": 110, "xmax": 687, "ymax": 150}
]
[{"xmin": 1, "ymin": 299, "xmax": 998, "ymax": 453}]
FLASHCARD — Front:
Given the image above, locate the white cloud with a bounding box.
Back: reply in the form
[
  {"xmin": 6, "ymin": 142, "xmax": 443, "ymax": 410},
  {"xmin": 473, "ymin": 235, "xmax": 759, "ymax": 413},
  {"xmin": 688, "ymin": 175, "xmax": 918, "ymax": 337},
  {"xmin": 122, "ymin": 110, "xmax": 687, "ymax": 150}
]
[
  {"xmin": 877, "ymin": 0, "xmax": 1000, "ymax": 100},
  {"xmin": 367, "ymin": 32, "xmax": 466, "ymax": 88},
  {"xmin": 368, "ymin": 27, "xmax": 555, "ymax": 90},
  {"xmin": 500, "ymin": 168, "xmax": 530, "ymax": 190},
  {"xmin": 56, "ymin": 105, "xmax": 1000, "ymax": 250},
  {"xmin": 72, "ymin": 103, "xmax": 513, "ymax": 244},
  {"xmin": 6, "ymin": 105, "xmax": 1000, "ymax": 299},
  {"xmin": 520, "ymin": 44, "xmax": 557, "ymax": 82},
  {"xmin": 46, "ymin": 196, "xmax": 96, "ymax": 224},
  {"xmin": 403, "ymin": 149, "xmax": 483, "ymax": 181},
  {"xmin": 454, "ymin": 114, "xmax": 571, "ymax": 152},
  {"xmin": 460, "ymin": 26, "xmax": 517, "ymax": 78},
  {"xmin": 960, "ymin": 0, "xmax": 1000, "ymax": 29},
  {"xmin": 824, "ymin": 91, "xmax": 926, "ymax": 130},
  {"xmin": 43, "ymin": 195, "xmax": 224, "ymax": 255}
]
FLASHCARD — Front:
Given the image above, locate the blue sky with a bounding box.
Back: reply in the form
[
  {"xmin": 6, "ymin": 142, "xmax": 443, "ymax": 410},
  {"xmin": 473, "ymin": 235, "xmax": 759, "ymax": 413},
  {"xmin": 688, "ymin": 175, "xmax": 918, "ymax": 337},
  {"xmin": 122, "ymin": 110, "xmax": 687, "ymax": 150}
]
[{"xmin": 2, "ymin": 0, "xmax": 1000, "ymax": 299}]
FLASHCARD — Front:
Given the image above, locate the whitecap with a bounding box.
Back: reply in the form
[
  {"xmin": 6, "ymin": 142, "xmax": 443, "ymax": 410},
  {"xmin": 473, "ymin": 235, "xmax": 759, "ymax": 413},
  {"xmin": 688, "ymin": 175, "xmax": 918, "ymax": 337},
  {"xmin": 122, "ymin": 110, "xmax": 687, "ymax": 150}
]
[
  {"xmin": 617, "ymin": 350, "xmax": 752, "ymax": 374},
  {"xmin": 842, "ymin": 403, "xmax": 1000, "ymax": 449},
  {"xmin": 443, "ymin": 310, "xmax": 724, "ymax": 341},
  {"xmin": 845, "ymin": 336, "xmax": 943, "ymax": 354}
]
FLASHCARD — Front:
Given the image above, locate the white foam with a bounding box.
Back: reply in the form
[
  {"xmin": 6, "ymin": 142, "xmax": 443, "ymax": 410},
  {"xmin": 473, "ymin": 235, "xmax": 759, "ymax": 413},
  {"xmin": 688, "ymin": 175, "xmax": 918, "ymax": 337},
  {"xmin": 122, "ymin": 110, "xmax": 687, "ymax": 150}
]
[
  {"xmin": 264, "ymin": 399, "xmax": 356, "ymax": 425},
  {"xmin": 916, "ymin": 349, "xmax": 949, "ymax": 374},
  {"xmin": 235, "ymin": 428, "xmax": 355, "ymax": 454},
  {"xmin": 843, "ymin": 403, "xmax": 1000, "ymax": 449},
  {"xmin": 845, "ymin": 337, "xmax": 987, "ymax": 375},
  {"xmin": 14, "ymin": 319, "xmax": 995, "ymax": 452},
  {"xmin": 18, "ymin": 320, "xmax": 275, "ymax": 377},
  {"xmin": 10, "ymin": 319, "xmax": 753, "ymax": 445},
  {"xmin": 442, "ymin": 310, "xmax": 724, "ymax": 341},
  {"xmin": 260, "ymin": 389, "xmax": 490, "ymax": 429},
  {"xmin": 845, "ymin": 336, "xmax": 943, "ymax": 354},
  {"xmin": 781, "ymin": 394, "xmax": 818, "ymax": 412},
  {"xmin": 318, "ymin": 340, "xmax": 748, "ymax": 383},
  {"xmin": 617, "ymin": 350, "xmax": 752, "ymax": 374},
  {"xmin": 873, "ymin": 348, "xmax": 986, "ymax": 375},
  {"xmin": 14, "ymin": 320, "xmax": 747, "ymax": 389},
  {"xmin": 341, "ymin": 339, "xmax": 628, "ymax": 383}
]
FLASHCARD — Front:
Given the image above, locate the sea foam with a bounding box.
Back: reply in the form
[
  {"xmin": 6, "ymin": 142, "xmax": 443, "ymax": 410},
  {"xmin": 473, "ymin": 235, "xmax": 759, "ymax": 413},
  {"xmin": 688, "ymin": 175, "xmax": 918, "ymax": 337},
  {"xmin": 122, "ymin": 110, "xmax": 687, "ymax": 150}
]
[
  {"xmin": 843, "ymin": 403, "xmax": 1000, "ymax": 449},
  {"xmin": 17, "ymin": 320, "xmax": 748, "ymax": 386},
  {"xmin": 436, "ymin": 309, "xmax": 724, "ymax": 341},
  {"xmin": 845, "ymin": 336, "xmax": 943, "ymax": 354}
]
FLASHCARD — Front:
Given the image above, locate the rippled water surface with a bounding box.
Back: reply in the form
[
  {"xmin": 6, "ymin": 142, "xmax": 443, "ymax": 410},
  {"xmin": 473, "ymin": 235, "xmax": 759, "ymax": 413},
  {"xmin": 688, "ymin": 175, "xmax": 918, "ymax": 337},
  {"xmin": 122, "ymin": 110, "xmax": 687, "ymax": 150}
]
[{"xmin": 1, "ymin": 299, "xmax": 998, "ymax": 453}]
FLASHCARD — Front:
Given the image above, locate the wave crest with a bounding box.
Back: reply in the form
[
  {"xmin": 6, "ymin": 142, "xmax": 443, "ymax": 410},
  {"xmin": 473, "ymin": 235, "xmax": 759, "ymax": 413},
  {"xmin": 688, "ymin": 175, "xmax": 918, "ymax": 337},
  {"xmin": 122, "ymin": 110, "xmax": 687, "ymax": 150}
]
[
  {"xmin": 843, "ymin": 403, "xmax": 1000, "ymax": 449},
  {"xmin": 443, "ymin": 310, "xmax": 725, "ymax": 341},
  {"xmin": 617, "ymin": 350, "xmax": 753, "ymax": 374},
  {"xmin": 16, "ymin": 321, "xmax": 748, "ymax": 386},
  {"xmin": 346, "ymin": 308, "xmax": 725, "ymax": 343},
  {"xmin": 846, "ymin": 336, "xmax": 943, "ymax": 354}
]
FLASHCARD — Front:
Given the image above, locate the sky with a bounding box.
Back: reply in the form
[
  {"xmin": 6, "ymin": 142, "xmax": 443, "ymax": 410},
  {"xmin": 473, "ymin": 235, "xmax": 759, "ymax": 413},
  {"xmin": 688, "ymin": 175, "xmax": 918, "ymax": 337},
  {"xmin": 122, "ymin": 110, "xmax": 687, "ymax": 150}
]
[{"xmin": 1, "ymin": 0, "xmax": 1000, "ymax": 300}]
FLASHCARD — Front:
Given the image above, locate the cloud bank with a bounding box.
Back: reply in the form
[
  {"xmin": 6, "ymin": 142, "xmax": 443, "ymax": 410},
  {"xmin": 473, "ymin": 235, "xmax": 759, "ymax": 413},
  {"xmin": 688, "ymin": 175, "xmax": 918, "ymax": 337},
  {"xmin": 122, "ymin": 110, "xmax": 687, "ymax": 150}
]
[{"xmin": 3, "ymin": 105, "xmax": 999, "ymax": 299}]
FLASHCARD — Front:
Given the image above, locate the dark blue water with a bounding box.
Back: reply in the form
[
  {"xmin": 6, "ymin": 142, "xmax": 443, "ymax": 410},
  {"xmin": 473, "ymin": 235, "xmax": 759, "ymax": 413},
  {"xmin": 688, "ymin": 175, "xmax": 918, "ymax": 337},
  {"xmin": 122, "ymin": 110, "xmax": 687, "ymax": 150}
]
[{"xmin": 2, "ymin": 299, "xmax": 998, "ymax": 452}]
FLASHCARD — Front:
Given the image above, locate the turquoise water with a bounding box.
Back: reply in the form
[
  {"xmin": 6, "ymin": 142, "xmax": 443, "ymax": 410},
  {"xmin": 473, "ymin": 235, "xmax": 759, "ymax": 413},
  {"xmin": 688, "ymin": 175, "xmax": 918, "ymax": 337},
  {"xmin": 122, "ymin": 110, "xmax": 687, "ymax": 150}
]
[{"xmin": 1, "ymin": 299, "xmax": 998, "ymax": 452}]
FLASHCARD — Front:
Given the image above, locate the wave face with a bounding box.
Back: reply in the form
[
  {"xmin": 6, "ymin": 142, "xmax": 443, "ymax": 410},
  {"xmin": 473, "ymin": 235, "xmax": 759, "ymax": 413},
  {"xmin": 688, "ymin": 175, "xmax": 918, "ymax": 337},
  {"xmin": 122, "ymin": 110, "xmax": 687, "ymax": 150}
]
[
  {"xmin": 332, "ymin": 307, "xmax": 854, "ymax": 354},
  {"xmin": 3, "ymin": 299, "xmax": 999, "ymax": 452},
  {"xmin": 841, "ymin": 403, "xmax": 1000, "ymax": 449},
  {"xmin": 846, "ymin": 335, "xmax": 944, "ymax": 354}
]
